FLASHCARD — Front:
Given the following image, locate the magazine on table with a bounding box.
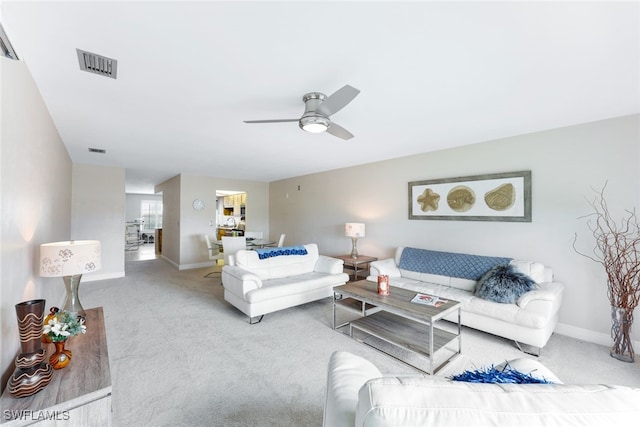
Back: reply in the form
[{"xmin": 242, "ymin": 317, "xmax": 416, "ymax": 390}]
[{"xmin": 411, "ymin": 293, "xmax": 448, "ymax": 307}]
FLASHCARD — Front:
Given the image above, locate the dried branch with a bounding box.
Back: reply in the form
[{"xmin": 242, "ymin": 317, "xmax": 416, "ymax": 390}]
[{"xmin": 573, "ymin": 182, "xmax": 640, "ymax": 311}]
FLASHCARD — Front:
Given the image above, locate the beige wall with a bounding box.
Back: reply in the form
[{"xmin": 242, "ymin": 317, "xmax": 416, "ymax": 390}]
[
  {"xmin": 0, "ymin": 58, "xmax": 72, "ymax": 390},
  {"xmin": 72, "ymin": 163, "xmax": 126, "ymax": 281},
  {"xmin": 270, "ymin": 115, "xmax": 640, "ymax": 346},
  {"xmin": 157, "ymin": 174, "xmax": 269, "ymax": 269}
]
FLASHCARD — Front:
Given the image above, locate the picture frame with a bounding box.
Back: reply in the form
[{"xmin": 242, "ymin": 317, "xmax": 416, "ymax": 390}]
[{"xmin": 408, "ymin": 171, "xmax": 531, "ymax": 222}]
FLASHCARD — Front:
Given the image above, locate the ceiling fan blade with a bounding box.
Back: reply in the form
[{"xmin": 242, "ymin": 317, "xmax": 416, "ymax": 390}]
[
  {"xmin": 326, "ymin": 122, "xmax": 354, "ymax": 140},
  {"xmin": 243, "ymin": 119, "xmax": 298, "ymax": 124},
  {"xmin": 317, "ymin": 85, "xmax": 360, "ymax": 117}
]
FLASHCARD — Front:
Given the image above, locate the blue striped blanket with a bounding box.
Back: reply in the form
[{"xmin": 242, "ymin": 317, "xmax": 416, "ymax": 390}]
[{"xmin": 255, "ymin": 245, "xmax": 308, "ymax": 260}]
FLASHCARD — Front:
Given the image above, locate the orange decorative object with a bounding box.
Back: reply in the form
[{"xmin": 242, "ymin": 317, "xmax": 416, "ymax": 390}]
[
  {"xmin": 50, "ymin": 340, "xmax": 72, "ymax": 370},
  {"xmin": 377, "ymin": 275, "xmax": 390, "ymax": 295}
]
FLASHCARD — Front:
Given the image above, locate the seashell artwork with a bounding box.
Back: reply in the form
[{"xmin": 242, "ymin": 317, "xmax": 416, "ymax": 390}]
[
  {"xmin": 485, "ymin": 183, "xmax": 516, "ymax": 211},
  {"xmin": 417, "ymin": 188, "xmax": 440, "ymax": 212},
  {"xmin": 447, "ymin": 185, "xmax": 475, "ymax": 212}
]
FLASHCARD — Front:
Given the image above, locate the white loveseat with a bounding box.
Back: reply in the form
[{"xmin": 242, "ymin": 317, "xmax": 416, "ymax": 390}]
[
  {"xmin": 368, "ymin": 247, "xmax": 564, "ymax": 352},
  {"xmin": 221, "ymin": 243, "xmax": 349, "ymax": 323},
  {"xmin": 323, "ymin": 351, "xmax": 640, "ymax": 427}
]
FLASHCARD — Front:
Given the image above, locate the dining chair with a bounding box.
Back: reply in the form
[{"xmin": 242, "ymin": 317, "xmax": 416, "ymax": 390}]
[
  {"xmin": 277, "ymin": 233, "xmax": 286, "ymax": 247},
  {"xmin": 221, "ymin": 236, "xmax": 247, "ymax": 266},
  {"xmin": 204, "ymin": 234, "xmax": 225, "ymax": 277}
]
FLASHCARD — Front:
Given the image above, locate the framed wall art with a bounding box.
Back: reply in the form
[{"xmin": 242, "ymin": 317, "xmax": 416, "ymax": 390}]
[{"xmin": 408, "ymin": 170, "xmax": 531, "ymax": 222}]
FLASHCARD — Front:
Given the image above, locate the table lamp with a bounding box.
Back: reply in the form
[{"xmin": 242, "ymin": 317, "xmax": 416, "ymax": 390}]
[
  {"xmin": 40, "ymin": 240, "xmax": 101, "ymax": 323},
  {"xmin": 345, "ymin": 223, "xmax": 365, "ymax": 259}
]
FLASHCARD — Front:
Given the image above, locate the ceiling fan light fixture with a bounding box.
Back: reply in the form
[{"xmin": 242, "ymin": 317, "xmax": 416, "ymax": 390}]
[{"xmin": 299, "ymin": 116, "xmax": 329, "ymax": 133}]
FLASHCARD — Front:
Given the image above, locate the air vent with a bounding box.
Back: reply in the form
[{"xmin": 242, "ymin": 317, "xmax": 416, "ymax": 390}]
[
  {"xmin": 88, "ymin": 148, "xmax": 106, "ymax": 154},
  {"xmin": 76, "ymin": 49, "xmax": 117, "ymax": 79}
]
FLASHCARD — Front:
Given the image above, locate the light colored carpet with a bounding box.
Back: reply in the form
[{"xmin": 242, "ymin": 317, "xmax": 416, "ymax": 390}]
[{"xmin": 81, "ymin": 258, "xmax": 640, "ymax": 426}]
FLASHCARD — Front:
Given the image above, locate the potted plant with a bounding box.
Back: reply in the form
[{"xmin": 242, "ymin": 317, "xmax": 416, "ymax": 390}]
[
  {"xmin": 574, "ymin": 183, "xmax": 640, "ymax": 362},
  {"xmin": 42, "ymin": 308, "xmax": 86, "ymax": 369}
]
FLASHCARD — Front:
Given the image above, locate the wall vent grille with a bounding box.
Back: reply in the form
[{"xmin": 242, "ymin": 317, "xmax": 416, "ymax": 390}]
[
  {"xmin": 88, "ymin": 148, "xmax": 106, "ymax": 154},
  {"xmin": 76, "ymin": 49, "xmax": 117, "ymax": 79}
]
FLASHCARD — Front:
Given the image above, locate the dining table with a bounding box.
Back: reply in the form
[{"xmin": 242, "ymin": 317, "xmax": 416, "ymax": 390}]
[
  {"xmin": 216, "ymin": 239, "xmax": 277, "ymax": 250},
  {"xmin": 247, "ymin": 239, "xmax": 277, "ymax": 249}
]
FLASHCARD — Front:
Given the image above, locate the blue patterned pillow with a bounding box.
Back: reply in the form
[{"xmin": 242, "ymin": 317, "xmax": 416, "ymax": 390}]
[{"xmin": 474, "ymin": 264, "xmax": 536, "ymax": 304}]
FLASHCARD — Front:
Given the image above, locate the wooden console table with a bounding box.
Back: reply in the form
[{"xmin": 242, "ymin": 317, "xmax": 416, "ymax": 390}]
[
  {"xmin": 334, "ymin": 255, "xmax": 378, "ymax": 281},
  {"xmin": 1, "ymin": 307, "xmax": 112, "ymax": 426}
]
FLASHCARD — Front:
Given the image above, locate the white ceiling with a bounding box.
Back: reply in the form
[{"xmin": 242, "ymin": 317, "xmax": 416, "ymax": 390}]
[{"xmin": 2, "ymin": 1, "xmax": 638, "ymax": 194}]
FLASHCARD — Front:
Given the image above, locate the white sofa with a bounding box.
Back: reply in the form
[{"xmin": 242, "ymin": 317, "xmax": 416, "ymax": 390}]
[
  {"xmin": 324, "ymin": 351, "xmax": 640, "ymax": 427},
  {"xmin": 221, "ymin": 243, "xmax": 349, "ymax": 323},
  {"xmin": 368, "ymin": 247, "xmax": 564, "ymax": 352}
]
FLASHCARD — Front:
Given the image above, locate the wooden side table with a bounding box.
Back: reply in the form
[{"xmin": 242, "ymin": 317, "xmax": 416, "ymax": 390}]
[
  {"xmin": 335, "ymin": 255, "xmax": 378, "ymax": 281},
  {"xmin": 1, "ymin": 307, "xmax": 112, "ymax": 426}
]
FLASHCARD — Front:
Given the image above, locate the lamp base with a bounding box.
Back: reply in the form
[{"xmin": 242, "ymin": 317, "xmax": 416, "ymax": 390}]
[
  {"xmin": 350, "ymin": 237, "xmax": 359, "ymax": 259},
  {"xmin": 63, "ymin": 274, "xmax": 87, "ymax": 324}
]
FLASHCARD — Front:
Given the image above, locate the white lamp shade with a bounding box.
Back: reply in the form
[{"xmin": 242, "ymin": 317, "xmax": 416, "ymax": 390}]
[
  {"xmin": 40, "ymin": 240, "xmax": 101, "ymax": 277},
  {"xmin": 345, "ymin": 223, "xmax": 365, "ymax": 238}
]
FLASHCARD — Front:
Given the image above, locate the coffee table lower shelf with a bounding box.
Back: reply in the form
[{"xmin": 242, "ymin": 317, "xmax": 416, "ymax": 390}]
[{"xmin": 350, "ymin": 310, "xmax": 459, "ymax": 374}]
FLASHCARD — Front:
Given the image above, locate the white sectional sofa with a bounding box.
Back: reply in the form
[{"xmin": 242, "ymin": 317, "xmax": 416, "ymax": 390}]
[
  {"xmin": 221, "ymin": 243, "xmax": 349, "ymax": 323},
  {"xmin": 368, "ymin": 247, "xmax": 564, "ymax": 352},
  {"xmin": 323, "ymin": 351, "xmax": 640, "ymax": 427}
]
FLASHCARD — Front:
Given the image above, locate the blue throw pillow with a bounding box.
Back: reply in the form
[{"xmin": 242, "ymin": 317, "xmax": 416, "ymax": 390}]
[
  {"xmin": 474, "ymin": 264, "xmax": 536, "ymax": 304},
  {"xmin": 449, "ymin": 364, "xmax": 553, "ymax": 384}
]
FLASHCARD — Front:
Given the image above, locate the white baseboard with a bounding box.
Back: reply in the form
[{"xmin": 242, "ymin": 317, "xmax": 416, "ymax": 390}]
[
  {"xmin": 161, "ymin": 255, "xmax": 179, "ymax": 269},
  {"xmin": 178, "ymin": 261, "xmax": 216, "ymax": 270},
  {"xmin": 555, "ymin": 322, "xmax": 640, "ymax": 349}
]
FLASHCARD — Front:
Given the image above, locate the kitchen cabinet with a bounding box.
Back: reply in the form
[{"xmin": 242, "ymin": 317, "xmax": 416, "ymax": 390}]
[{"xmin": 223, "ymin": 193, "xmax": 246, "ymax": 215}]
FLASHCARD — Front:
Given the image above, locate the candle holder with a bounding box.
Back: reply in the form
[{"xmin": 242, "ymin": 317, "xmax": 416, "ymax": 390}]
[{"xmin": 377, "ymin": 275, "xmax": 390, "ymax": 295}]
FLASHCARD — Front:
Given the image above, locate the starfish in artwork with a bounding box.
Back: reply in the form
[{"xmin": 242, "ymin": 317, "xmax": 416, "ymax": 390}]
[{"xmin": 417, "ymin": 188, "xmax": 440, "ymax": 212}]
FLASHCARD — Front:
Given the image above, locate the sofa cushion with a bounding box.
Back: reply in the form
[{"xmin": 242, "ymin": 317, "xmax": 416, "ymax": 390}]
[
  {"xmin": 510, "ymin": 259, "xmax": 546, "ymax": 284},
  {"xmin": 475, "ymin": 264, "xmax": 537, "ymax": 304},
  {"xmin": 356, "ymin": 377, "xmax": 640, "ymax": 426},
  {"xmin": 370, "ymin": 258, "xmax": 401, "ymax": 277},
  {"xmin": 234, "ymin": 243, "xmax": 319, "ymax": 280},
  {"xmin": 245, "ymin": 271, "xmax": 338, "ymax": 303},
  {"xmin": 398, "ymin": 247, "xmax": 512, "ymax": 280}
]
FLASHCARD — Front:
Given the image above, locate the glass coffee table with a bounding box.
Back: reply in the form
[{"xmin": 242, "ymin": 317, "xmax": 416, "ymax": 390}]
[{"xmin": 333, "ymin": 280, "xmax": 462, "ymax": 375}]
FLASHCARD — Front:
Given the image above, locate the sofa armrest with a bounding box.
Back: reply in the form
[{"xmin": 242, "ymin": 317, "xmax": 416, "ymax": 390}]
[
  {"xmin": 323, "ymin": 351, "xmax": 382, "ymax": 427},
  {"xmin": 517, "ymin": 282, "xmax": 565, "ymax": 317},
  {"xmin": 221, "ymin": 266, "xmax": 263, "ymax": 298},
  {"xmin": 369, "ymin": 258, "xmax": 402, "ymax": 278},
  {"xmin": 316, "ymin": 255, "xmax": 345, "ymax": 274}
]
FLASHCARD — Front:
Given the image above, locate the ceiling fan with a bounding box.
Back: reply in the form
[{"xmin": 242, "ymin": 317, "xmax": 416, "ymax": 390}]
[{"xmin": 243, "ymin": 85, "xmax": 360, "ymax": 140}]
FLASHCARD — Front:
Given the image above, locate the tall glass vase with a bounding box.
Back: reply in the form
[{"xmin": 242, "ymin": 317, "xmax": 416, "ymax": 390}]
[
  {"xmin": 7, "ymin": 300, "xmax": 54, "ymax": 397},
  {"xmin": 610, "ymin": 305, "xmax": 635, "ymax": 362}
]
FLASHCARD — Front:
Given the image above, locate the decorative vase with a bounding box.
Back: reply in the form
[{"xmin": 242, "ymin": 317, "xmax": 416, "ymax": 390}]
[
  {"xmin": 7, "ymin": 299, "xmax": 53, "ymax": 398},
  {"xmin": 50, "ymin": 339, "xmax": 72, "ymax": 369},
  {"xmin": 610, "ymin": 305, "xmax": 635, "ymax": 362}
]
